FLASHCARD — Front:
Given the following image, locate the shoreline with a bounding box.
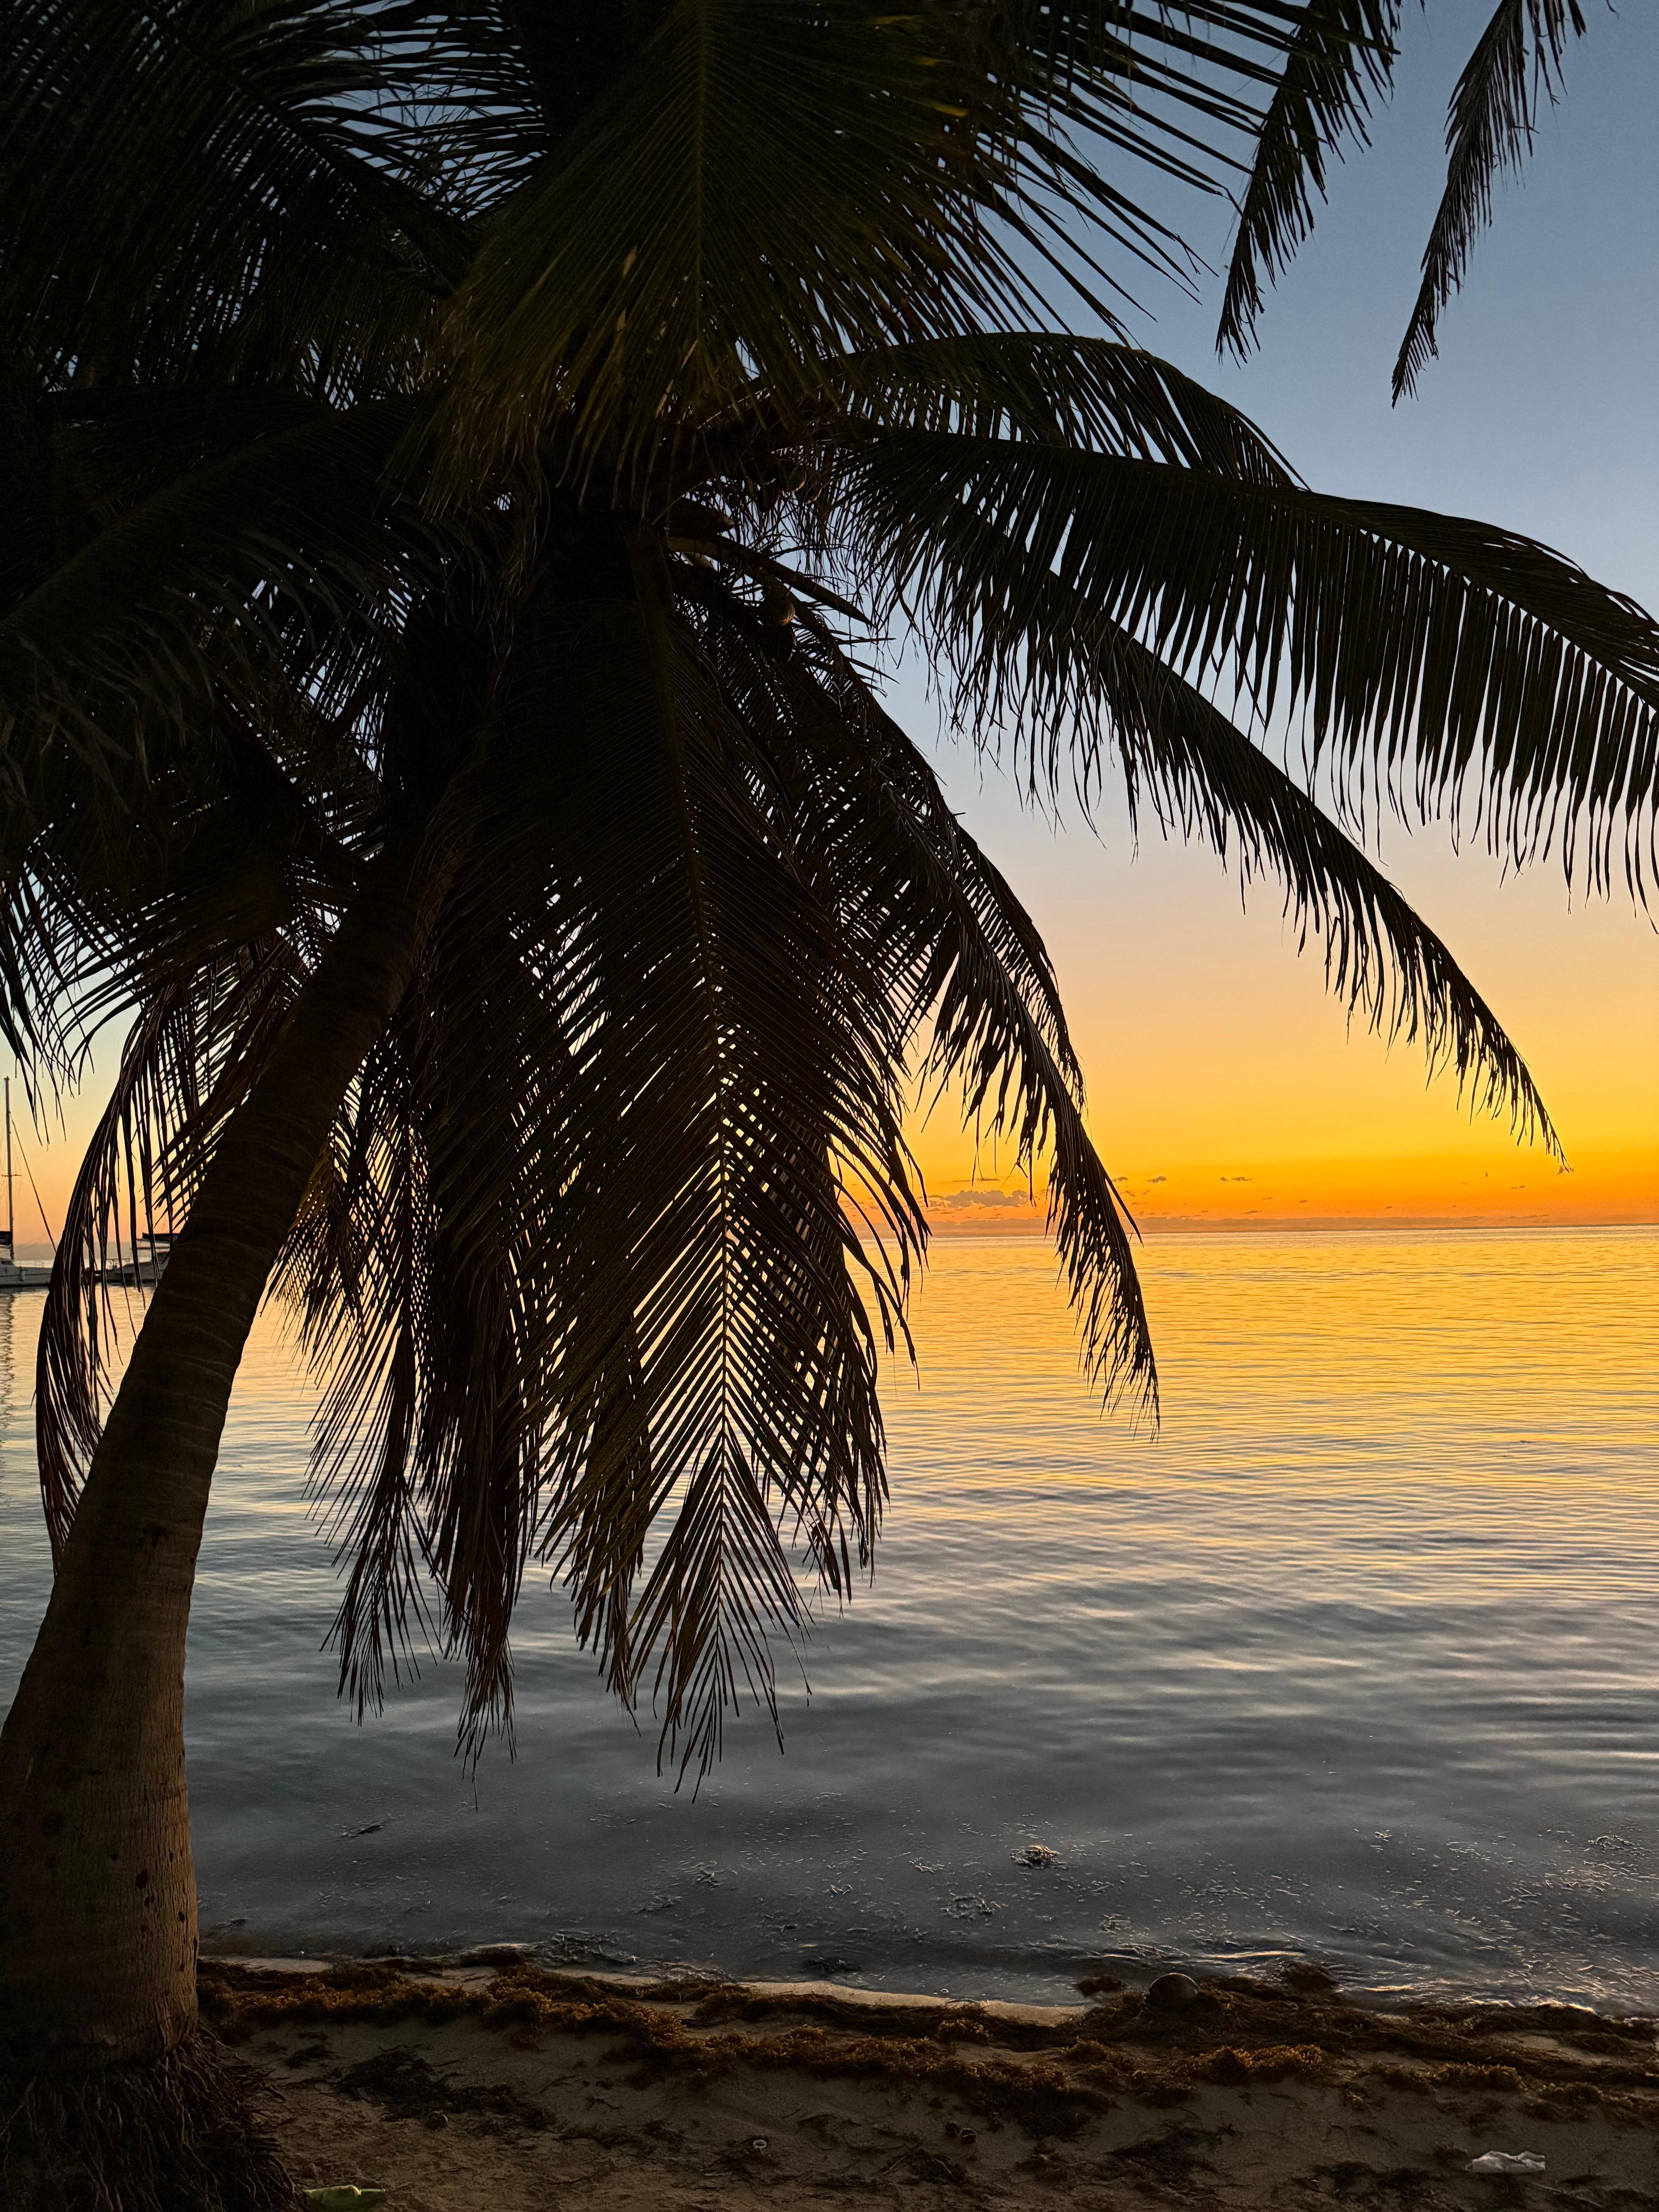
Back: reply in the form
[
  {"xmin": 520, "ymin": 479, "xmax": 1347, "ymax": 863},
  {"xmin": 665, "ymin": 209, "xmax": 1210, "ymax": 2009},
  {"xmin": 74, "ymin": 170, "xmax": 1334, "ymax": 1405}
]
[
  {"xmin": 208, "ymin": 1951, "xmax": 1659, "ymax": 2209},
  {"xmin": 200, "ymin": 1941, "xmax": 1657, "ymax": 2023},
  {"xmin": 200, "ymin": 1930, "xmax": 1659, "ymax": 2024}
]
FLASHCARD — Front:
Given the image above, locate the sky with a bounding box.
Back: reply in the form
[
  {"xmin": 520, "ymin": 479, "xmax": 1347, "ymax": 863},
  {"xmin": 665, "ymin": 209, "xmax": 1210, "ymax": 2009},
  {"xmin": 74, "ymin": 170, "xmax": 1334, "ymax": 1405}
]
[
  {"xmin": 910, "ymin": 0, "xmax": 1659, "ymax": 1231},
  {"xmin": 5, "ymin": 2, "xmax": 1656, "ymax": 1243}
]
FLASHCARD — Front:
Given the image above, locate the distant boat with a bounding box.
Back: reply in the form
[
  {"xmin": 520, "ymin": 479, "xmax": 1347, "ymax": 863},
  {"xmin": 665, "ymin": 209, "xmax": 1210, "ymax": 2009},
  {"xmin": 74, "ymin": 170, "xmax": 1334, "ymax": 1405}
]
[
  {"xmin": 103, "ymin": 1231, "xmax": 174, "ymax": 1286},
  {"xmin": 0, "ymin": 1078, "xmax": 51, "ymax": 1290}
]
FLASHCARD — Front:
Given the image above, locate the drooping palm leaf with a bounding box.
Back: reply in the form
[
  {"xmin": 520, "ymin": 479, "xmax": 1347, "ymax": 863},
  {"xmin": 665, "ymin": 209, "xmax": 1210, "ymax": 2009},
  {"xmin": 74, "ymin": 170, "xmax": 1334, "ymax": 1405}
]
[
  {"xmin": 1218, "ymin": 0, "xmax": 1400, "ymax": 358},
  {"xmin": 3, "ymin": 0, "xmax": 475, "ymax": 386},
  {"xmin": 820, "ymin": 465, "xmax": 1563, "ymax": 1142},
  {"xmin": 36, "ymin": 941, "xmax": 304, "ymax": 1553},
  {"xmin": 838, "ymin": 428, "xmax": 1659, "ymax": 895},
  {"xmin": 1089, "ymin": 631, "xmax": 1562, "ymax": 1150},
  {"xmin": 282, "ymin": 1006, "xmax": 445, "ymax": 1723},
  {"xmin": 830, "ymin": 333, "xmax": 1294, "ymax": 481},
  {"xmin": 1393, "ymin": 0, "xmax": 1589, "ymax": 399},
  {"xmin": 699, "ymin": 601, "xmax": 1157, "ymax": 1409},
  {"xmin": 549, "ymin": 574, "xmax": 908, "ymax": 1769}
]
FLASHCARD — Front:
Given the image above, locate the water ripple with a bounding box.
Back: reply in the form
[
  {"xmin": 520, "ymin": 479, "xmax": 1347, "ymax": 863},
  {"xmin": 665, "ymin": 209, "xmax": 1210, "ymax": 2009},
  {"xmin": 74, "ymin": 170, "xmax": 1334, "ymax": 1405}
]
[{"xmin": 1, "ymin": 1228, "xmax": 1654, "ymax": 2007}]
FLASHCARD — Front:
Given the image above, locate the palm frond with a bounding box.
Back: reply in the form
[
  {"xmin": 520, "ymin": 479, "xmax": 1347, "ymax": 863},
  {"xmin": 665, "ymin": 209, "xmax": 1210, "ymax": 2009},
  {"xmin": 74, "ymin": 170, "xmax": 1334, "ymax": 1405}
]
[
  {"xmin": 276, "ymin": 1012, "xmax": 440, "ymax": 1721},
  {"xmin": 36, "ymin": 939, "xmax": 302, "ymax": 1553},
  {"xmin": 0, "ymin": 823, "xmax": 88, "ymax": 1075},
  {"xmin": 2, "ymin": 0, "xmax": 473, "ymax": 389},
  {"xmin": 826, "ymin": 471, "xmax": 1561, "ymax": 1146},
  {"xmin": 1393, "ymin": 0, "xmax": 1588, "ymax": 400},
  {"xmin": 1218, "ymin": 0, "xmax": 1400, "ymax": 358},
  {"xmin": 0, "ymin": 400, "xmax": 436, "ymax": 768},
  {"xmin": 838, "ymin": 430, "xmax": 1659, "ymax": 897},
  {"xmin": 829, "ymin": 335, "xmax": 1293, "ymax": 481},
  {"xmin": 562, "ymin": 565, "xmax": 908, "ymax": 1771},
  {"xmin": 36, "ymin": 987, "xmax": 189, "ymax": 1558},
  {"xmin": 695, "ymin": 596, "xmax": 1157, "ymax": 1410},
  {"xmin": 29, "ymin": 710, "xmax": 371, "ymax": 1544},
  {"xmin": 1098, "ymin": 637, "xmax": 1561, "ymax": 1151}
]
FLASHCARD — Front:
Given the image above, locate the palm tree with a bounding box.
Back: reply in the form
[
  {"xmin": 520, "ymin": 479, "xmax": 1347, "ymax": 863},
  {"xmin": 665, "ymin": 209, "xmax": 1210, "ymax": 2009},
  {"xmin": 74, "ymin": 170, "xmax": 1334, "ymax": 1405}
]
[{"xmin": 1, "ymin": 1, "xmax": 1653, "ymax": 2202}]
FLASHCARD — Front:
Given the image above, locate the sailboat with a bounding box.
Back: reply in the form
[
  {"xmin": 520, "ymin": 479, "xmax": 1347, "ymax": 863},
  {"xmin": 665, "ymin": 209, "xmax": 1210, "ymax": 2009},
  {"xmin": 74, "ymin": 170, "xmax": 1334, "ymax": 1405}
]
[{"xmin": 0, "ymin": 1079, "xmax": 52, "ymax": 1291}]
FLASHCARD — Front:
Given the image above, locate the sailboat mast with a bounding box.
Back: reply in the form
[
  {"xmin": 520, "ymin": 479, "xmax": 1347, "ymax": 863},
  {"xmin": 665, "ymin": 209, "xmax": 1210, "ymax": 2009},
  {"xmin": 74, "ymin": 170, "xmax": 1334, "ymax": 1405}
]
[{"xmin": 4, "ymin": 1077, "xmax": 12, "ymax": 1251}]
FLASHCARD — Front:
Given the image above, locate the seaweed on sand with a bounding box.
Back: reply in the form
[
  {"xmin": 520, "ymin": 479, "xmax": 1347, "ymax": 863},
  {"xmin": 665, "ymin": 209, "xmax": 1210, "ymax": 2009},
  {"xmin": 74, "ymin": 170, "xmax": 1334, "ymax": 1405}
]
[{"xmin": 197, "ymin": 1957, "xmax": 1659, "ymax": 2142}]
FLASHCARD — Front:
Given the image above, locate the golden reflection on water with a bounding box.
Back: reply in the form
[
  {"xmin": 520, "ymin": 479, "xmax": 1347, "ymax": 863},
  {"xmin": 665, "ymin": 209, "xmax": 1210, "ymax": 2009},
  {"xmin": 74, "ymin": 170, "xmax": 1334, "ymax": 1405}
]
[
  {"xmin": 890, "ymin": 1228, "xmax": 1656, "ymax": 1508},
  {"xmin": 1, "ymin": 1228, "xmax": 1656, "ymax": 2005}
]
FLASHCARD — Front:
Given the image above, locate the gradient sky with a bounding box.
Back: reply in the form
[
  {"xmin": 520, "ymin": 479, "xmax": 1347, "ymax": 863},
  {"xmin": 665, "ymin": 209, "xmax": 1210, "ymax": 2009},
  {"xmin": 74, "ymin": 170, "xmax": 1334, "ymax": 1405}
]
[
  {"xmin": 7, "ymin": 3, "xmax": 1656, "ymax": 1241},
  {"xmin": 912, "ymin": 0, "xmax": 1659, "ymax": 1229}
]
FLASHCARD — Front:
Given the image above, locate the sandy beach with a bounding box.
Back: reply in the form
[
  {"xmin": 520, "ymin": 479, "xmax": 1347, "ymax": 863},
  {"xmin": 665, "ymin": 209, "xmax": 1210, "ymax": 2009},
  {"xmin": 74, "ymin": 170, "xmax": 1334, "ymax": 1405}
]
[{"xmin": 203, "ymin": 1955, "xmax": 1659, "ymax": 2210}]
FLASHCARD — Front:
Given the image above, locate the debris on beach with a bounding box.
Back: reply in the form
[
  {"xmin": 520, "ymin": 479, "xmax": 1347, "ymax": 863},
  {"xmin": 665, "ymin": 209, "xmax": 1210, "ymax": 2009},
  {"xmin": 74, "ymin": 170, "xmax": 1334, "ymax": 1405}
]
[
  {"xmin": 304, "ymin": 2190, "xmax": 388, "ymax": 2210},
  {"xmin": 1279, "ymin": 1960, "xmax": 1340, "ymax": 1998},
  {"xmin": 1013, "ymin": 1841, "xmax": 1059, "ymax": 1867},
  {"xmin": 1468, "ymin": 2150, "xmax": 1546, "ymax": 2174}
]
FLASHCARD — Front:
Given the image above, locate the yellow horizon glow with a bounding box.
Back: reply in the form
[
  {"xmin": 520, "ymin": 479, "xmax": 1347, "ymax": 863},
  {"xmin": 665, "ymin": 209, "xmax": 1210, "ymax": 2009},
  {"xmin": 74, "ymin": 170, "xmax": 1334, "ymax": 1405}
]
[
  {"xmin": 904, "ymin": 776, "xmax": 1659, "ymax": 1235},
  {"xmin": 920, "ymin": 1143, "xmax": 1656, "ymax": 1235}
]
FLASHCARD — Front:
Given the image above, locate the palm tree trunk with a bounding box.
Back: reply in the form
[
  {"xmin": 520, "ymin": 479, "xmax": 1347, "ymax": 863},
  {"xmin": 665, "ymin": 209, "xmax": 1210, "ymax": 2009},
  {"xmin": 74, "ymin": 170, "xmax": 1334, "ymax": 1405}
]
[{"xmin": 0, "ymin": 826, "xmax": 453, "ymax": 2073}]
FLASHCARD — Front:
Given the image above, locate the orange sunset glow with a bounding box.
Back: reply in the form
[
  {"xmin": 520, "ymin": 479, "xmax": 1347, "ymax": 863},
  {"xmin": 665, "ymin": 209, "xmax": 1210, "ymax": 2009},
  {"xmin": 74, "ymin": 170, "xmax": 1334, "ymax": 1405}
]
[{"xmin": 908, "ymin": 778, "xmax": 1659, "ymax": 1237}]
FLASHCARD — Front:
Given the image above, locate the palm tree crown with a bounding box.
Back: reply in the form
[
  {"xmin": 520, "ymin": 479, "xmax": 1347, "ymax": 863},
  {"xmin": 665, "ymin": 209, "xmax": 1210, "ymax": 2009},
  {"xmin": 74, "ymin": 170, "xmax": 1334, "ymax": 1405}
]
[{"xmin": 4, "ymin": 0, "xmax": 1656, "ymax": 1784}]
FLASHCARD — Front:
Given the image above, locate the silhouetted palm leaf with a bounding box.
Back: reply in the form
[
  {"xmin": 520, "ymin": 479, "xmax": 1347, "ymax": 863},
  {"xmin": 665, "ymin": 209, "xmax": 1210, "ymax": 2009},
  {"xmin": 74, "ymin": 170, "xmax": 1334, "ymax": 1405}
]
[
  {"xmin": 1218, "ymin": 0, "xmax": 1399, "ymax": 359},
  {"xmin": 1393, "ymin": 0, "xmax": 1588, "ymax": 399},
  {"xmin": 3, "ymin": 0, "xmax": 475, "ymax": 385},
  {"xmin": 839, "ymin": 428, "xmax": 1659, "ymax": 894},
  {"xmin": 0, "ymin": 399, "xmax": 438, "ymax": 759},
  {"xmin": 831, "ymin": 333, "xmax": 1294, "ymax": 480}
]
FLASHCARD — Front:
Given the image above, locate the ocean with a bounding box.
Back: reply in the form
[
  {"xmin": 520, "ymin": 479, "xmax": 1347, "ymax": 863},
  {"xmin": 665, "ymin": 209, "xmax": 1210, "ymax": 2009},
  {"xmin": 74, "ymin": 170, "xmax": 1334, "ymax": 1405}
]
[{"xmin": 2, "ymin": 1228, "xmax": 1655, "ymax": 2009}]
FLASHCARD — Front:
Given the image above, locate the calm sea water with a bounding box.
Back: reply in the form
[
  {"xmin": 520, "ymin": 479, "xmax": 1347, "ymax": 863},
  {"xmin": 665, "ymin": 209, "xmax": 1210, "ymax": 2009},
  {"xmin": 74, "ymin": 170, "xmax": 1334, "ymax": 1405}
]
[{"xmin": 2, "ymin": 1230, "xmax": 1656, "ymax": 2009}]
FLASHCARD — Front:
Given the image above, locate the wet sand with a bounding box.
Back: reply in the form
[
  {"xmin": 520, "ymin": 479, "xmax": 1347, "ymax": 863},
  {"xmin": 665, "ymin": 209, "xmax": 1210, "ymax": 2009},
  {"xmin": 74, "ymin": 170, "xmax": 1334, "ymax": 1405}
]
[{"xmin": 205, "ymin": 1954, "xmax": 1659, "ymax": 2209}]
